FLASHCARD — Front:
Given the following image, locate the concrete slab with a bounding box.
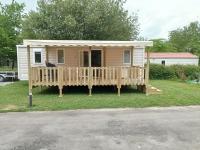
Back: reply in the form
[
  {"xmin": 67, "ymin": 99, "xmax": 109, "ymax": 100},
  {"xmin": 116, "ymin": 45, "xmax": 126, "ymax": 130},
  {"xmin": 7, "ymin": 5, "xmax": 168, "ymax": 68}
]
[{"xmin": 0, "ymin": 106, "xmax": 200, "ymax": 150}]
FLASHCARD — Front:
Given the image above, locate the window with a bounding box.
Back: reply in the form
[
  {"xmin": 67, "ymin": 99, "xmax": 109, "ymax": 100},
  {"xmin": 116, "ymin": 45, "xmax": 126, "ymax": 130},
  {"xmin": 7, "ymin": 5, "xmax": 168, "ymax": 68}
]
[
  {"xmin": 161, "ymin": 60, "xmax": 165, "ymax": 66},
  {"xmin": 123, "ymin": 50, "xmax": 131, "ymax": 64},
  {"xmin": 57, "ymin": 50, "xmax": 64, "ymax": 64},
  {"xmin": 34, "ymin": 51, "xmax": 41, "ymax": 63}
]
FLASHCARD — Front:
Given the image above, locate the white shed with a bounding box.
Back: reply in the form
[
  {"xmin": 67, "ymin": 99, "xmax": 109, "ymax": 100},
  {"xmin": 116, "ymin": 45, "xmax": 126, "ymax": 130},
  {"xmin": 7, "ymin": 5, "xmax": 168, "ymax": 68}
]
[{"xmin": 145, "ymin": 52, "xmax": 199, "ymax": 66}]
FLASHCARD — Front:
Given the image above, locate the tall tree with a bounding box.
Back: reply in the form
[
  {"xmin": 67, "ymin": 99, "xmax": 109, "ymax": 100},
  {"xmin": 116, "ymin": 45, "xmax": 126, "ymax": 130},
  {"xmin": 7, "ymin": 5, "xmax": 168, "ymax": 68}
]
[
  {"xmin": 22, "ymin": 0, "xmax": 139, "ymax": 40},
  {"xmin": 148, "ymin": 38, "xmax": 175, "ymax": 52},
  {"xmin": 0, "ymin": 0, "xmax": 24, "ymax": 68},
  {"xmin": 169, "ymin": 22, "xmax": 200, "ymax": 55}
]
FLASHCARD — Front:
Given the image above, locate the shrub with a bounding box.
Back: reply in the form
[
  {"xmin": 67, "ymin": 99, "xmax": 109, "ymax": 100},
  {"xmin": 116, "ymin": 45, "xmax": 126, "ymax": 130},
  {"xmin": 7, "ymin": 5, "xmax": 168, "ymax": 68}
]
[
  {"xmin": 149, "ymin": 64, "xmax": 200, "ymax": 80},
  {"xmin": 149, "ymin": 64, "xmax": 176, "ymax": 80}
]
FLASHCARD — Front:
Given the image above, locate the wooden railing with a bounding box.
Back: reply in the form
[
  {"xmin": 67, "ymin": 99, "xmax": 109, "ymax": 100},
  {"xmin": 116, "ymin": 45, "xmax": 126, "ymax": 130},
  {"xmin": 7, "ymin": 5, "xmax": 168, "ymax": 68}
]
[{"xmin": 31, "ymin": 66, "xmax": 145, "ymax": 87}]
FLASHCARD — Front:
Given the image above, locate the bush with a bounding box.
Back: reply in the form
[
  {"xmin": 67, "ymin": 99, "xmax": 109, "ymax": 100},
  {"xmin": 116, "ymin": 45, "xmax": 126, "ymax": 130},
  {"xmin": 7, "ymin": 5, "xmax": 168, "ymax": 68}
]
[
  {"xmin": 149, "ymin": 64, "xmax": 200, "ymax": 80},
  {"xmin": 149, "ymin": 64, "xmax": 176, "ymax": 80}
]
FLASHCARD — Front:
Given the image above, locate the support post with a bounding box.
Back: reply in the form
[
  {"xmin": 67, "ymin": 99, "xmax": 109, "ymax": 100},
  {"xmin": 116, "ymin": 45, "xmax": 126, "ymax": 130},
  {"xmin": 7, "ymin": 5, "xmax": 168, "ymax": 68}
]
[
  {"xmin": 131, "ymin": 46, "xmax": 134, "ymax": 66},
  {"xmin": 59, "ymin": 86, "xmax": 63, "ymax": 98},
  {"xmin": 117, "ymin": 87, "xmax": 121, "ymax": 96},
  {"xmin": 103, "ymin": 47, "xmax": 106, "ymax": 66},
  {"xmin": 27, "ymin": 45, "xmax": 32, "ymax": 107},
  {"xmin": 89, "ymin": 87, "xmax": 92, "ymax": 96},
  {"xmin": 45, "ymin": 45, "xmax": 48, "ymax": 64},
  {"xmin": 145, "ymin": 49, "xmax": 150, "ymax": 95},
  {"xmin": 88, "ymin": 46, "xmax": 92, "ymax": 96}
]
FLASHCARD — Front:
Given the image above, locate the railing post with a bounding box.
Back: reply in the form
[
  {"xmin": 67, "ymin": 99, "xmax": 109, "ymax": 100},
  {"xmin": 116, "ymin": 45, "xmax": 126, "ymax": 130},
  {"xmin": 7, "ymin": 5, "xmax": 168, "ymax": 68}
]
[
  {"xmin": 88, "ymin": 47, "xmax": 92, "ymax": 96},
  {"xmin": 145, "ymin": 49, "xmax": 150, "ymax": 95}
]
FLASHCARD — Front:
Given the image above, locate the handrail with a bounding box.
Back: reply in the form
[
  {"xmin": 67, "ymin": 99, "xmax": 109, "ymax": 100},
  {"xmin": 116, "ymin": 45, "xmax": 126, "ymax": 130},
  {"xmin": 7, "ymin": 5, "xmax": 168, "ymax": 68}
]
[{"xmin": 31, "ymin": 66, "xmax": 145, "ymax": 87}]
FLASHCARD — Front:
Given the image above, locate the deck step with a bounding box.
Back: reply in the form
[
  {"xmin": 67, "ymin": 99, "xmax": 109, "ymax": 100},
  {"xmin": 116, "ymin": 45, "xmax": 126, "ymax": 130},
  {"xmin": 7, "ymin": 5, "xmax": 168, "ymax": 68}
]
[{"xmin": 147, "ymin": 85, "xmax": 162, "ymax": 95}]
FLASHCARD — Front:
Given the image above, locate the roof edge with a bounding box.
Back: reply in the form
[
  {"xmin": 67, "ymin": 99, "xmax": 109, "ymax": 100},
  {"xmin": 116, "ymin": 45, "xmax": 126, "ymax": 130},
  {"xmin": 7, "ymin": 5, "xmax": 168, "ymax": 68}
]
[{"xmin": 23, "ymin": 40, "xmax": 153, "ymax": 47}]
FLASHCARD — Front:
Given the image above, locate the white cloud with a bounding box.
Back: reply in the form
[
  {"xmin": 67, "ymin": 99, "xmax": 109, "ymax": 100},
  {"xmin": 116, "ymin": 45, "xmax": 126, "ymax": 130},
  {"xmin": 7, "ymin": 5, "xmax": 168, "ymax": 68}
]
[{"xmin": 124, "ymin": 0, "xmax": 200, "ymax": 39}]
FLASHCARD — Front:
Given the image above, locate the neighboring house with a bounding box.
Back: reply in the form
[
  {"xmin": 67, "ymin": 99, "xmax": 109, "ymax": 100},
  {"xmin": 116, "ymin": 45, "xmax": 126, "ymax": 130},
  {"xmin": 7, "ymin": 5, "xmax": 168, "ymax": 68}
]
[
  {"xmin": 145, "ymin": 52, "xmax": 199, "ymax": 66},
  {"xmin": 17, "ymin": 40, "xmax": 153, "ymax": 96}
]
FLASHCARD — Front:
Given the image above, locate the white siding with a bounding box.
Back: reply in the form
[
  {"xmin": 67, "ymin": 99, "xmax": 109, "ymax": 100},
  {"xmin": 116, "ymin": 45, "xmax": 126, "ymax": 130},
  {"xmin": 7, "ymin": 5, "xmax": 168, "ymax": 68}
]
[
  {"xmin": 146, "ymin": 58, "xmax": 199, "ymax": 66},
  {"xmin": 133, "ymin": 47, "xmax": 145, "ymax": 67},
  {"xmin": 17, "ymin": 46, "xmax": 28, "ymax": 80},
  {"xmin": 17, "ymin": 46, "xmax": 46, "ymax": 80},
  {"xmin": 48, "ymin": 47, "xmax": 57, "ymax": 64}
]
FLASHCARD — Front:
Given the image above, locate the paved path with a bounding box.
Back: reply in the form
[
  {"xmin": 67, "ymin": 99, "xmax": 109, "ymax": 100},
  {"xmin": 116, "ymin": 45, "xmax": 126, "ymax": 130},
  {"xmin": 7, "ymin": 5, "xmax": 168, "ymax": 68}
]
[{"xmin": 0, "ymin": 106, "xmax": 200, "ymax": 150}]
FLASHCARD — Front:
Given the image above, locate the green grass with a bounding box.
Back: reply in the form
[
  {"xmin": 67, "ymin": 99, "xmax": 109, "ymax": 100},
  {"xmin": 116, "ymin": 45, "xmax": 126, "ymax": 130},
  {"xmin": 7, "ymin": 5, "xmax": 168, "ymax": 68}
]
[
  {"xmin": 0, "ymin": 66, "xmax": 17, "ymax": 71},
  {"xmin": 0, "ymin": 80, "xmax": 200, "ymax": 112}
]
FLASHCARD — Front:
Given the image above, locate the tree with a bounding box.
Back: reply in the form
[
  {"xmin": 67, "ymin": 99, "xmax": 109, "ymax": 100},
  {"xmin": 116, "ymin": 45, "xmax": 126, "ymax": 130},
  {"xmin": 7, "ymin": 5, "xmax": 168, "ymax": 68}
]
[
  {"xmin": 0, "ymin": 0, "xmax": 24, "ymax": 68},
  {"xmin": 148, "ymin": 38, "xmax": 175, "ymax": 52},
  {"xmin": 22, "ymin": 0, "xmax": 139, "ymax": 40},
  {"xmin": 169, "ymin": 22, "xmax": 200, "ymax": 55}
]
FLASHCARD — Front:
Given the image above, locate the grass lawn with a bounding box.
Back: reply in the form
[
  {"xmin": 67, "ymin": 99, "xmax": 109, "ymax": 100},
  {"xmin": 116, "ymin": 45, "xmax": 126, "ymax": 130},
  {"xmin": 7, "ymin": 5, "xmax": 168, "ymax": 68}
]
[
  {"xmin": 0, "ymin": 80, "xmax": 200, "ymax": 112},
  {"xmin": 0, "ymin": 67, "xmax": 17, "ymax": 71}
]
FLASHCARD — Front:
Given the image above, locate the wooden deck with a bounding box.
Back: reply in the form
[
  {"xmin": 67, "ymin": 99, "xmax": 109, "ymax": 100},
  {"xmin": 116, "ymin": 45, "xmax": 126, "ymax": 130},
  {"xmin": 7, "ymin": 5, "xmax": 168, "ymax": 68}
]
[{"xmin": 31, "ymin": 66, "xmax": 147, "ymax": 96}]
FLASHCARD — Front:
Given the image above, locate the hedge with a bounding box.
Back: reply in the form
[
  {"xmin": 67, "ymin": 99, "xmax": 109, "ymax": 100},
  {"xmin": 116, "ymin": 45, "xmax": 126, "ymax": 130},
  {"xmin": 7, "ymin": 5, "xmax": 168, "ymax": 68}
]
[{"xmin": 149, "ymin": 64, "xmax": 200, "ymax": 80}]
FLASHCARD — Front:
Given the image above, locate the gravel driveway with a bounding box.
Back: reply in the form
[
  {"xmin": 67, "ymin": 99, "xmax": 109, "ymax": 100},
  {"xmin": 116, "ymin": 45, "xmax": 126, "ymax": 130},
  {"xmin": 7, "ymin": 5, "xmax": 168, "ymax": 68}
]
[{"xmin": 0, "ymin": 106, "xmax": 200, "ymax": 150}]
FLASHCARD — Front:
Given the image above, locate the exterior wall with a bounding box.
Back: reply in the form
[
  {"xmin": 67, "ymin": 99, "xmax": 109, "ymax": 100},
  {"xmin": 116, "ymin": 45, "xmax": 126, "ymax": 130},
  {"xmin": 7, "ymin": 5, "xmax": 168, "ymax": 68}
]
[
  {"xmin": 17, "ymin": 45, "xmax": 145, "ymax": 80},
  {"xmin": 17, "ymin": 46, "xmax": 46, "ymax": 80},
  {"xmin": 17, "ymin": 46, "xmax": 28, "ymax": 80},
  {"xmin": 145, "ymin": 58, "xmax": 199, "ymax": 66},
  {"xmin": 105, "ymin": 47, "xmax": 124, "ymax": 66},
  {"xmin": 133, "ymin": 47, "xmax": 145, "ymax": 67},
  {"xmin": 105, "ymin": 47, "xmax": 144, "ymax": 67}
]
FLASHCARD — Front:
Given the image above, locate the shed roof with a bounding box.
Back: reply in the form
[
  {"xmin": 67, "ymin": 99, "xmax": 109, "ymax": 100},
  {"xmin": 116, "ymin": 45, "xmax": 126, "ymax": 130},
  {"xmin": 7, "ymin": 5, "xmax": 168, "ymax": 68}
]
[
  {"xmin": 22, "ymin": 40, "xmax": 153, "ymax": 47},
  {"xmin": 145, "ymin": 52, "xmax": 198, "ymax": 59}
]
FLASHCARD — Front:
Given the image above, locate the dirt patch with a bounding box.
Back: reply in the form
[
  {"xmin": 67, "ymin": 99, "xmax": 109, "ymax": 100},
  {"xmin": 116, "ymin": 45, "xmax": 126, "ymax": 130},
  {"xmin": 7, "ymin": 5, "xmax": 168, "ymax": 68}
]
[{"xmin": 1, "ymin": 104, "xmax": 18, "ymax": 111}]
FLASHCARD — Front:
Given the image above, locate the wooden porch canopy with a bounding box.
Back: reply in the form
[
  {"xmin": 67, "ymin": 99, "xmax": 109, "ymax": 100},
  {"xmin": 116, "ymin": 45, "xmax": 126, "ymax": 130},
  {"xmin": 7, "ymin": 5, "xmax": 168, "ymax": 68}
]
[{"xmin": 23, "ymin": 40, "xmax": 153, "ymax": 47}]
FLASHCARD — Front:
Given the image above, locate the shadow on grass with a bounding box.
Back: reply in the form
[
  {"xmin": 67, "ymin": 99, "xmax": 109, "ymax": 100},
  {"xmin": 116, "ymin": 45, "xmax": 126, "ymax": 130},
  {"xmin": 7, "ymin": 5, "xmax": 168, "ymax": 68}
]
[{"xmin": 36, "ymin": 85, "xmax": 142, "ymax": 95}]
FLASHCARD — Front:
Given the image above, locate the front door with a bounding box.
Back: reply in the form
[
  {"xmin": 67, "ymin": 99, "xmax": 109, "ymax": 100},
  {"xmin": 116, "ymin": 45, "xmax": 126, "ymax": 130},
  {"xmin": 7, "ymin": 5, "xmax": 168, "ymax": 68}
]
[
  {"xmin": 91, "ymin": 50, "xmax": 101, "ymax": 67},
  {"xmin": 81, "ymin": 50, "xmax": 102, "ymax": 67}
]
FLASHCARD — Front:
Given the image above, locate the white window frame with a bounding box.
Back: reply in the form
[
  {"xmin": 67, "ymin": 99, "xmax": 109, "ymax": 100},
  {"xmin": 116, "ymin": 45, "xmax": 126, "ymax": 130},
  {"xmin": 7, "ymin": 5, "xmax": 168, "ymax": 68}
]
[
  {"xmin": 56, "ymin": 49, "xmax": 65, "ymax": 64},
  {"xmin": 33, "ymin": 49, "xmax": 42, "ymax": 64},
  {"xmin": 123, "ymin": 49, "xmax": 131, "ymax": 65}
]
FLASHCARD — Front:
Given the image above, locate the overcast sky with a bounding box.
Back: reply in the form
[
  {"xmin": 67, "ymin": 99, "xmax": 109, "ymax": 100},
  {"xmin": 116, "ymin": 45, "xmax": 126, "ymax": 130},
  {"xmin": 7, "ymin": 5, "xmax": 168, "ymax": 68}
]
[{"xmin": 2, "ymin": 0, "xmax": 200, "ymax": 39}]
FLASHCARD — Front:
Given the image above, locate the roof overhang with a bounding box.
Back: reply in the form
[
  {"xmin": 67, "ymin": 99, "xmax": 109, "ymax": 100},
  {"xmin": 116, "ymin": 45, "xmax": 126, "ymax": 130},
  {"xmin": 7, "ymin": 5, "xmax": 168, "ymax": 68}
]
[{"xmin": 23, "ymin": 40, "xmax": 153, "ymax": 48}]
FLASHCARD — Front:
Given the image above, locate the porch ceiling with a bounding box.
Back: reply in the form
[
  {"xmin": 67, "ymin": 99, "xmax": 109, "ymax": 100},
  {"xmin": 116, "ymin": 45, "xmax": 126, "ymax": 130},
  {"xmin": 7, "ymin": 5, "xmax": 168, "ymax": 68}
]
[{"xmin": 23, "ymin": 40, "xmax": 153, "ymax": 48}]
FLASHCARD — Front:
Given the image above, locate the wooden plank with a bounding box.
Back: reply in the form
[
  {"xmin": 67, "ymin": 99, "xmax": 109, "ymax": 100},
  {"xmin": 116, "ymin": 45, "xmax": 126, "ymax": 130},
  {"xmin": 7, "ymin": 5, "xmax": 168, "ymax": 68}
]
[
  {"xmin": 145, "ymin": 49, "xmax": 150, "ymax": 91},
  {"xmin": 45, "ymin": 45, "xmax": 48, "ymax": 63},
  {"xmin": 102, "ymin": 68, "xmax": 104, "ymax": 85},
  {"xmin": 50, "ymin": 68, "xmax": 52, "ymax": 84},
  {"xmin": 69, "ymin": 67, "xmax": 71, "ymax": 85},
  {"xmin": 53, "ymin": 68, "xmax": 56, "ymax": 84},
  {"xmin": 76, "ymin": 67, "xmax": 79, "ymax": 85},
  {"xmin": 131, "ymin": 46, "xmax": 134, "ymax": 66},
  {"xmin": 94, "ymin": 67, "xmax": 97, "ymax": 85},
  {"xmin": 46, "ymin": 67, "xmax": 48, "ymax": 85}
]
